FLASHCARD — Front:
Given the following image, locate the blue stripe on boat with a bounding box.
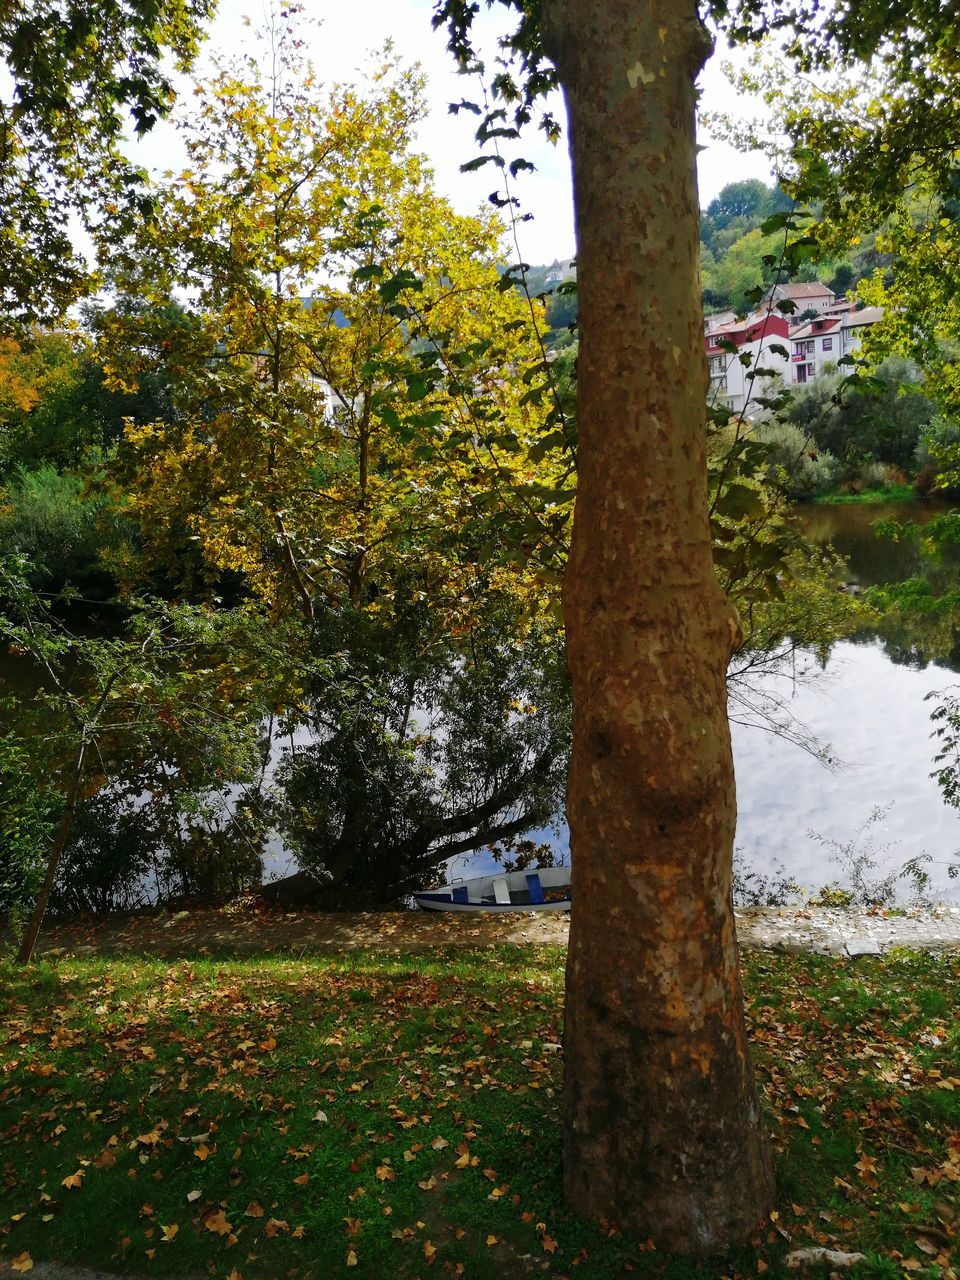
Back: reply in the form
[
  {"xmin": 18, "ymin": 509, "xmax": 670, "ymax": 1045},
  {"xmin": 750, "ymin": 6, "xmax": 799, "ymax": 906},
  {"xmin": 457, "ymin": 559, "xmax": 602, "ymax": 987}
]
[{"xmin": 526, "ymin": 873, "xmax": 545, "ymax": 905}]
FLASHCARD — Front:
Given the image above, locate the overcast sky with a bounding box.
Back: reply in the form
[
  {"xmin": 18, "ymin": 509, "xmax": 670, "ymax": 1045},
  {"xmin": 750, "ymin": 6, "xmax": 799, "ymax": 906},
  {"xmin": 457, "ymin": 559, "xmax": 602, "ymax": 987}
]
[{"xmin": 130, "ymin": 0, "xmax": 773, "ymax": 265}]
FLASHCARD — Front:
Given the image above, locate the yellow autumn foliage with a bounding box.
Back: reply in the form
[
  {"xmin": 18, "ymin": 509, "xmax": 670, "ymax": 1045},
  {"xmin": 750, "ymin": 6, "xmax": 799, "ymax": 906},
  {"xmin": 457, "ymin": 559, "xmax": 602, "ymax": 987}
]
[{"xmin": 100, "ymin": 47, "xmax": 570, "ymax": 634}]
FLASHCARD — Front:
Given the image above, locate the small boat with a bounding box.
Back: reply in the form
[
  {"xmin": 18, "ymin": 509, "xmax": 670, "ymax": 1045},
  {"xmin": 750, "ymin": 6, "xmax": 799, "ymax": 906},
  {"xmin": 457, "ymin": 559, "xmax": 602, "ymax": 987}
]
[{"xmin": 414, "ymin": 866, "xmax": 571, "ymax": 912}]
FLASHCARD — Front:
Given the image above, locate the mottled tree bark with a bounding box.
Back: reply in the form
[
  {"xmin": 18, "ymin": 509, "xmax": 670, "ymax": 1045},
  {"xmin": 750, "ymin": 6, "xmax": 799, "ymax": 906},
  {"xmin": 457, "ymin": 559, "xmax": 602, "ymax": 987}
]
[{"xmin": 542, "ymin": 0, "xmax": 775, "ymax": 1251}]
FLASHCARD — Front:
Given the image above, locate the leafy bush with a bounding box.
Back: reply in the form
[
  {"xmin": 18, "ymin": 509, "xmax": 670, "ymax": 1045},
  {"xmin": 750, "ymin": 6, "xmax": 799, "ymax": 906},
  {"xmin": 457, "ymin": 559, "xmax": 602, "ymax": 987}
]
[
  {"xmin": 50, "ymin": 790, "xmax": 155, "ymax": 917},
  {"xmin": 915, "ymin": 415, "xmax": 960, "ymax": 494},
  {"xmin": 785, "ymin": 357, "xmax": 934, "ymax": 472},
  {"xmin": 752, "ymin": 420, "xmax": 843, "ymax": 499},
  {"xmin": 0, "ymin": 733, "xmax": 54, "ymax": 940},
  {"xmin": 0, "ymin": 465, "xmax": 116, "ymax": 593},
  {"xmin": 50, "ymin": 786, "xmax": 266, "ymax": 915},
  {"xmin": 859, "ymin": 460, "xmax": 902, "ymax": 490}
]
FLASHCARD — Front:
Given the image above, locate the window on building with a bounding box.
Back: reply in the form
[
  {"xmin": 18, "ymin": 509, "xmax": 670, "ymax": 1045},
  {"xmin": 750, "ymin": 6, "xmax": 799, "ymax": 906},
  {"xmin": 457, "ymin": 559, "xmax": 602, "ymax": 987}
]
[{"xmin": 822, "ymin": 337, "xmax": 833, "ymax": 351}]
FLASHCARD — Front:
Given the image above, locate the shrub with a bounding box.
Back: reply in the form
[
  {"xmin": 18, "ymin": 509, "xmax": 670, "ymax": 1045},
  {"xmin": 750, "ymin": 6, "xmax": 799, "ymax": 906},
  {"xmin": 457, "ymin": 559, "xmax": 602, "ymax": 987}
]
[
  {"xmin": 859, "ymin": 460, "xmax": 902, "ymax": 490},
  {"xmin": 752, "ymin": 420, "xmax": 843, "ymax": 500},
  {"xmin": 49, "ymin": 786, "xmax": 267, "ymax": 916},
  {"xmin": 50, "ymin": 791, "xmax": 156, "ymax": 917},
  {"xmin": 0, "ymin": 465, "xmax": 115, "ymax": 593},
  {"xmin": 0, "ymin": 733, "xmax": 54, "ymax": 940},
  {"xmin": 915, "ymin": 415, "xmax": 960, "ymax": 495},
  {"xmin": 785, "ymin": 356, "xmax": 933, "ymax": 472}
]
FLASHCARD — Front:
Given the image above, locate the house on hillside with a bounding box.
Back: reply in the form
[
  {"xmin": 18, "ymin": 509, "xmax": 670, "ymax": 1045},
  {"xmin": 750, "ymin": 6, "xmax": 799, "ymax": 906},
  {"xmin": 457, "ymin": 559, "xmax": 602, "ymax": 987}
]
[
  {"xmin": 704, "ymin": 310, "xmax": 792, "ymax": 415},
  {"xmin": 840, "ymin": 305, "xmax": 884, "ymax": 354},
  {"xmin": 543, "ymin": 258, "xmax": 576, "ymax": 285},
  {"xmin": 790, "ymin": 305, "xmax": 884, "ymax": 385},
  {"xmin": 704, "ymin": 309, "xmax": 737, "ymax": 333},
  {"xmin": 789, "ymin": 314, "xmax": 843, "ymax": 384},
  {"xmin": 765, "ymin": 280, "xmax": 837, "ymax": 316}
]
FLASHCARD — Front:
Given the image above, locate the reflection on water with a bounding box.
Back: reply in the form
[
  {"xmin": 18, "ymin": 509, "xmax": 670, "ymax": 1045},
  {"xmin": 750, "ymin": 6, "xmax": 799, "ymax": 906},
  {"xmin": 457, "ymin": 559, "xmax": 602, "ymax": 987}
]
[
  {"xmin": 795, "ymin": 500, "xmax": 951, "ymax": 587},
  {"xmin": 732, "ymin": 639, "xmax": 960, "ymax": 900},
  {"xmin": 8, "ymin": 500, "xmax": 960, "ymax": 903},
  {"xmin": 735, "ymin": 500, "xmax": 960, "ymax": 899}
]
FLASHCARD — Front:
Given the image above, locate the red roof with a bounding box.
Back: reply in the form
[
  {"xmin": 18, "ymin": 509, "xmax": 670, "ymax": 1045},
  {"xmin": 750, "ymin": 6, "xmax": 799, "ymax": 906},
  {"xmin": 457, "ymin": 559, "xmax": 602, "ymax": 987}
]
[{"xmin": 704, "ymin": 311, "xmax": 790, "ymax": 353}]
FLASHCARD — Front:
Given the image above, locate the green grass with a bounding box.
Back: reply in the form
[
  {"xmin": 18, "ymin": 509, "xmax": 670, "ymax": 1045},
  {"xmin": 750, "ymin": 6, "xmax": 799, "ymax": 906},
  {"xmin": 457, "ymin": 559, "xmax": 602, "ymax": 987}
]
[
  {"xmin": 1, "ymin": 948, "xmax": 959, "ymax": 1279},
  {"xmin": 813, "ymin": 482, "xmax": 918, "ymax": 505}
]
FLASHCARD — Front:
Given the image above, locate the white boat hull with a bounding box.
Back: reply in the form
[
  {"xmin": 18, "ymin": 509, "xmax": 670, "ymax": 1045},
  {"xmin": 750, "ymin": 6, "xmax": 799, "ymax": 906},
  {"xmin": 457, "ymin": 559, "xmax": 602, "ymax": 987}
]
[{"xmin": 413, "ymin": 866, "xmax": 571, "ymax": 913}]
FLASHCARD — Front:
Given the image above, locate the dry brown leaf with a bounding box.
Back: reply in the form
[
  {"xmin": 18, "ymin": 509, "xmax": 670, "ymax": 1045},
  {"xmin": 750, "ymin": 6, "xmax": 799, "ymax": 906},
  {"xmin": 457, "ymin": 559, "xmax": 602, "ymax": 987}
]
[{"xmin": 204, "ymin": 1209, "xmax": 233, "ymax": 1236}]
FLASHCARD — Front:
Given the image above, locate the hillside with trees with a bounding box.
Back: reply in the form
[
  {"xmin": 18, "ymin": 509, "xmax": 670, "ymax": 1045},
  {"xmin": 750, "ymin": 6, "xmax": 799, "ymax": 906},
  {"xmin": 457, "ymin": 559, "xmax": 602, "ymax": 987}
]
[{"xmin": 528, "ymin": 177, "xmax": 887, "ymax": 337}]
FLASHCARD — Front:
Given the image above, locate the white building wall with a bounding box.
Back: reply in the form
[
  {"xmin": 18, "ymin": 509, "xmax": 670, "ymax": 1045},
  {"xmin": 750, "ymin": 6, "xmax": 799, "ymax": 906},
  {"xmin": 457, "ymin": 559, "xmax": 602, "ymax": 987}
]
[{"xmin": 708, "ymin": 335, "xmax": 790, "ymax": 415}]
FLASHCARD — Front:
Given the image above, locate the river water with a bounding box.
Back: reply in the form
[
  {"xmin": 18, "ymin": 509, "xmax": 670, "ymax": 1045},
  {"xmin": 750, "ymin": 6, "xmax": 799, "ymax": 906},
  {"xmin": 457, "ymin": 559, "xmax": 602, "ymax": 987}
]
[
  {"xmin": 729, "ymin": 501, "xmax": 960, "ymax": 902},
  {"xmin": 458, "ymin": 500, "xmax": 960, "ymax": 902},
  {"xmin": 7, "ymin": 500, "xmax": 960, "ymax": 903}
]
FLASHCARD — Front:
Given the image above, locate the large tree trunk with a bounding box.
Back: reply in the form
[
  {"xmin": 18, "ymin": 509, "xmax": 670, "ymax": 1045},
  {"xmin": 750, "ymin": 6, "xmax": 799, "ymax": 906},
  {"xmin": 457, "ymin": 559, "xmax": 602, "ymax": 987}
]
[{"xmin": 542, "ymin": 0, "xmax": 774, "ymax": 1252}]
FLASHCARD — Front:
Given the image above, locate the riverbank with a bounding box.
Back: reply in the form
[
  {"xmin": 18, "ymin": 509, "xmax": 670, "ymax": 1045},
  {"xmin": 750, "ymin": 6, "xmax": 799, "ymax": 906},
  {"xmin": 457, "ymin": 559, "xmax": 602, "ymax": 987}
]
[
  {"xmin": 812, "ymin": 482, "xmax": 918, "ymax": 505},
  {"xmin": 10, "ymin": 900, "xmax": 960, "ymax": 960}
]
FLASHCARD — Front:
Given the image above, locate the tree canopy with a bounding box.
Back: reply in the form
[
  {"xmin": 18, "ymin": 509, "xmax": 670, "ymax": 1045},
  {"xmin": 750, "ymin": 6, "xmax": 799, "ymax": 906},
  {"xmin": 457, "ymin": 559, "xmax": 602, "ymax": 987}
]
[{"xmin": 0, "ymin": 0, "xmax": 214, "ymax": 325}]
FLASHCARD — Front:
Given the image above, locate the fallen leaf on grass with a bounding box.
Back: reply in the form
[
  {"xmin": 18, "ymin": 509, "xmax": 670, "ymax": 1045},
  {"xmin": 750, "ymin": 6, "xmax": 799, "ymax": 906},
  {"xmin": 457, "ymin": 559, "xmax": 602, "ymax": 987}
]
[
  {"xmin": 11, "ymin": 1253, "xmax": 33, "ymax": 1272},
  {"xmin": 244, "ymin": 1201, "xmax": 264, "ymax": 1218},
  {"xmin": 204, "ymin": 1209, "xmax": 233, "ymax": 1236},
  {"xmin": 542, "ymin": 1234, "xmax": 558, "ymax": 1254},
  {"xmin": 346, "ymin": 1249, "xmax": 358, "ymax": 1267},
  {"xmin": 187, "ymin": 1189, "xmax": 202, "ymax": 1203},
  {"xmin": 376, "ymin": 1165, "xmax": 396, "ymax": 1182},
  {"xmin": 423, "ymin": 1239, "xmax": 437, "ymax": 1263},
  {"xmin": 160, "ymin": 1224, "xmax": 178, "ymax": 1243},
  {"xmin": 855, "ymin": 1154, "xmax": 878, "ymax": 1185},
  {"xmin": 486, "ymin": 1235, "xmax": 498, "ymax": 1246},
  {"xmin": 61, "ymin": 1171, "xmax": 83, "ymax": 1190}
]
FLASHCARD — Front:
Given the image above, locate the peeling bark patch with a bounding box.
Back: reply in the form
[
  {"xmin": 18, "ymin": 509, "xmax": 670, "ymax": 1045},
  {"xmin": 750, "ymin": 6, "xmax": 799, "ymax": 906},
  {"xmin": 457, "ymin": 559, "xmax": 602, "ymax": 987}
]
[{"xmin": 626, "ymin": 60, "xmax": 656, "ymax": 87}]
